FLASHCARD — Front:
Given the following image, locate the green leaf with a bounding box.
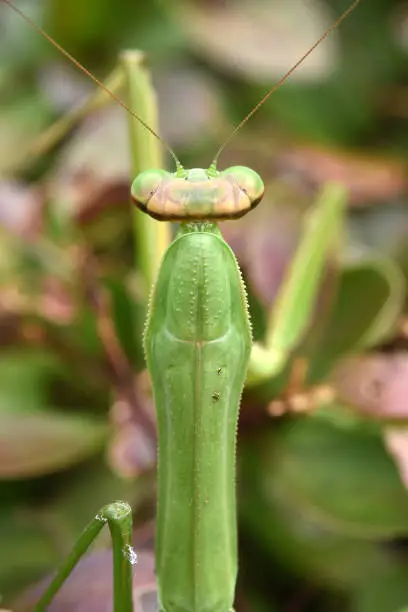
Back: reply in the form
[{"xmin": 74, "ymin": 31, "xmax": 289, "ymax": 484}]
[
  {"xmin": 0, "ymin": 350, "xmax": 61, "ymax": 412},
  {"xmin": 308, "ymin": 248, "xmax": 404, "ymax": 381},
  {"xmin": 239, "ymin": 422, "xmax": 389, "ymax": 589},
  {"xmin": 351, "ymin": 564, "xmax": 408, "ymax": 612},
  {"xmin": 242, "ymin": 418, "xmax": 408, "ymax": 542},
  {"xmin": 0, "ymin": 351, "xmax": 108, "ymax": 478},
  {"xmin": 0, "ymin": 410, "xmax": 107, "ymax": 479},
  {"xmin": 0, "ymin": 510, "xmax": 59, "ymax": 599},
  {"xmin": 273, "ymin": 418, "xmax": 408, "ymax": 537}
]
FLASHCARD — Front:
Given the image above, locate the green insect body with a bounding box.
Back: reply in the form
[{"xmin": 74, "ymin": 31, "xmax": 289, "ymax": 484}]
[
  {"xmin": 3, "ymin": 2, "xmax": 362, "ymax": 611},
  {"xmin": 144, "ymin": 220, "xmax": 252, "ymax": 612}
]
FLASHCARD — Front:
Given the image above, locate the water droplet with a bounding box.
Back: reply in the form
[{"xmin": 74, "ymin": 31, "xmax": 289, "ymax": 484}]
[
  {"xmin": 95, "ymin": 513, "xmax": 107, "ymax": 523},
  {"xmin": 123, "ymin": 544, "xmax": 138, "ymax": 565}
]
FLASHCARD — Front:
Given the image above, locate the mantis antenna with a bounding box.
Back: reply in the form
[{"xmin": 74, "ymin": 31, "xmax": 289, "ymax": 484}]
[
  {"xmin": 4, "ymin": 0, "xmax": 362, "ymax": 170},
  {"xmin": 212, "ymin": 0, "xmax": 363, "ymax": 166},
  {"xmin": 2, "ymin": 0, "xmax": 182, "ymax": 169}
]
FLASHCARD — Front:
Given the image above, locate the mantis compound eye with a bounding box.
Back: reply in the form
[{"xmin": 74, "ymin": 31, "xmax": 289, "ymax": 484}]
[
  {"xmin": 222, "ymin": 166, "xmax": 265, "ymax": 209},
  {"xmin": 131, "ymin": 169, "xmax": 171, "ymax": 210}
]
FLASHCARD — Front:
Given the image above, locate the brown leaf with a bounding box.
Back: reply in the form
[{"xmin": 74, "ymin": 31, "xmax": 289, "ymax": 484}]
[
  {"xmin": 0, "ymin": 412, "xmax": 107, "ymax": 479},
  {"xmin": 332, "ymin": 353, "xmax": 408, "ymax": 420},
  {"xmin": 277, "ymin": 145, "xmax": 408, "ymax": 206},
  {"xmin": 14, "ymin": 550, "xmax": 157, "ymax": 612}
]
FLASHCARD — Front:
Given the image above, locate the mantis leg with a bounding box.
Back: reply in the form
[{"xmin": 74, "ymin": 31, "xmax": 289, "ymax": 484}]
[{"xmin": 247, "ymin": 182, "xmax": 347, "ymax": 385}]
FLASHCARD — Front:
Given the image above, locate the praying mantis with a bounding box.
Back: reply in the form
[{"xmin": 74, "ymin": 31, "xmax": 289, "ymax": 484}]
[{"xmin": 3, "ymin": 0, "xmax": 363, "ymax": 610}]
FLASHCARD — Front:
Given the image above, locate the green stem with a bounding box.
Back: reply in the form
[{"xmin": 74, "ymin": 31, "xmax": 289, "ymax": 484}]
[
  {"xmin": 120, "ymin": 50, "xmax": 171, "ymax": 293},
  {"xmin": 104, "ymin": 502, "xmax": 135, "ymax": 612},
  {"xmin": 34, "ymin": 501, "xmax": 134, "ymax": 612}
]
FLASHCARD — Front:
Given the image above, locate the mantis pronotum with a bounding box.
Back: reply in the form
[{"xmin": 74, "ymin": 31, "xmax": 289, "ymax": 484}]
[{"xmin": 4, "ymin": 1, "xmax": 362, "ymax": 610}]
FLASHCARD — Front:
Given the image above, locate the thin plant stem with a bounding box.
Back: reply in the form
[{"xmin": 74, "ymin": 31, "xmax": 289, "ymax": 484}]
[
  {"xmin": 34, "ymin": 502, "xmax": 134, "ymax": 612},
  {"xmin": 104, "ymin": 502, "xmax": 135, "ymax": 612},
  {"xmin": 120, "ymin": 51, "xmax": 171, "ymax": 292}
]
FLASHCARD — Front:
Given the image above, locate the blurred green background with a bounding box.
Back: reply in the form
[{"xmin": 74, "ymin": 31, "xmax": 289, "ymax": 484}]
[{"xmin": 2, "ymin": 0, "xmax": 408, "ymax": 610}]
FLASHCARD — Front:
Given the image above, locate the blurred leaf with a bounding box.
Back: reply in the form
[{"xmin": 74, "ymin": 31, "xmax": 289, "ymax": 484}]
[
  {"xmin": 0, "ymin": 510, "xmax": 59, "ymax": 598},
  {"xmin": 179, "ymin": 0, "xmax": 338, "ymax": 84},
  {"xmin": 0, "ymin": 460, "xmax": 147, "ymax": 600},
  {"xmin": 108, "ymin": 421, "xmax": 156, "ymax": 479},
  {"xmin": 276, "ymin": 145, "xmax": 408, "ymax": 207},
  {"xmin": 0, "ymin": 350, "xmax": 59, "ymax": 411},
  {"xmin": 49, "ymin": 106, "xmax": 130, "ymax": 219},
  {"xmin": 351, "ymin": 563, "xmax": 408, "ymax": 612},
  {"xmin": 14, "ymin": 550, "xmax": 156, "ymax": 612},
  {"xmin": 49, "ymin": 461, "xmax": 152, "ymax": 538},
  {"xmin": 0, "ymin": 180, "xmax": 42, "ymax": 236},
  {"xmin": 384, "ymin": 428, "xmax": 408, "ymax": 490},
  {"xmin": 238, "ymin": 589, "xmax": 280, "ymax": 612},
  {"xmin": 105, "ymin": 276, "xmax": 139, "ymax": 365},
  {"xmin": 0, "ymin": 349, "xmax": 107, "ymax": 479},
  {"xmin": 308, "ymin": 247, "xmax": 404, "ymax": 381},
  {"xmin": 0, "ymin": 96, "xmax": 52, "ymax": 176},
  {"xmin": 155, "ymin": 63, "xmax": 224, "ymax": 151},
  {"xmin": 333, "ymin": 354, "xmax": 408, "ymax": 422},
  {"xmin": 239, "ymin": 424, "xmax": 389, "ymax": 589},
  {"xmin": 0, "ymin": 411, "xmax": 107, "ymax": 479},
  {"xmin": 347, "ymin": 203, "xmax": 408, "ymax": 268},
  {"xmin": 0, "ymin": 0, "xmax": 46, "ymax": 78},
  {"xmin": 249, "ymin": 418, "xmax": 408, "ymax": 539},
  {"xmin": 353, "ymin": 252, "xmax": 405, "ymax": 349}
]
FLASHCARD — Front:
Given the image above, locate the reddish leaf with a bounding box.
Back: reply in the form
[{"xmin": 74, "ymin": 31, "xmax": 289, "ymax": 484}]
[
  {"xmin": 14, "ymin": 550, "xmax": 157, "ymax": 612},
  {"xmin": 333, "ymin": 353, "xmax": 408, "ymax": 420}
]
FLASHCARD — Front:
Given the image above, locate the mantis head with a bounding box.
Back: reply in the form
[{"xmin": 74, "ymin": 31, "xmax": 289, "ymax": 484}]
[{"xmin": 131, "ymin": 166, "xmax": 264, "ymax": 221}]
